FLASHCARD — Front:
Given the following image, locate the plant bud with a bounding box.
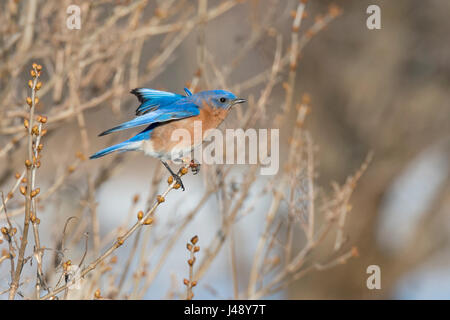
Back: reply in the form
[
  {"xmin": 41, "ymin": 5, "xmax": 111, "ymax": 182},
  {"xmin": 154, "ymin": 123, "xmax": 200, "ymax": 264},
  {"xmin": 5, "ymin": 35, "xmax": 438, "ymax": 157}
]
[
  {"xmin": 190, "ymin": 235, "xmax": 199, "ymax": 245},
  {"xmin": 143, "ymin": 218, "xmax": 153, "ymax": 225}
]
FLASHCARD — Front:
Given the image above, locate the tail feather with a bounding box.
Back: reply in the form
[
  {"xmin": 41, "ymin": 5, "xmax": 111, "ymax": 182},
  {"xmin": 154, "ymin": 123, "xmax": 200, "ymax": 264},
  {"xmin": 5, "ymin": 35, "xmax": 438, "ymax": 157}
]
[
  {"xmin": 90, "ymin": 128, "xmax": 152, "ymax": 159},
  {"xmin": 89, "ymin": 141, "xmax": 137, "ymax": 159}
]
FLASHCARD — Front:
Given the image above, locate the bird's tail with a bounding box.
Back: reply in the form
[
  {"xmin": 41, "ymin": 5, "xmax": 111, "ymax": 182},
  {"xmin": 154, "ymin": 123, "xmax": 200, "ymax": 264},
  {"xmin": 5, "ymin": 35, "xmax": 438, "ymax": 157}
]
[
  {"xmin": 89, "ymin": 128, "xmax": 151, "ymax": 159},
  {"xmin": 89, "ymin": 140, "xmax": 139, "ymax": 159}
]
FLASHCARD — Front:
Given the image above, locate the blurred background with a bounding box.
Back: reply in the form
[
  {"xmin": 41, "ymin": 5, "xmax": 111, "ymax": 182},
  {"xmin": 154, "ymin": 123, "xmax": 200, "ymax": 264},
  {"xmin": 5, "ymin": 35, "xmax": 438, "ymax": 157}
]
[{"xmin": 0, "ymin": 0, "xmax": 449, "ymax": 299}]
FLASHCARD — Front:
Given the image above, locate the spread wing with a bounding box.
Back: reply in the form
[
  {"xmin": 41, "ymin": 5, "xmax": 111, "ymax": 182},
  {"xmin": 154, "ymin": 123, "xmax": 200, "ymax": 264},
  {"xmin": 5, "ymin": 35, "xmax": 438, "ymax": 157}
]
[
  {"xmin": 131, "ymin": 88, "xmax": 186, "ymax": 116},
  {"xmin": 99, "ymin": 101, "xmax": 200, "ymax": 136}
]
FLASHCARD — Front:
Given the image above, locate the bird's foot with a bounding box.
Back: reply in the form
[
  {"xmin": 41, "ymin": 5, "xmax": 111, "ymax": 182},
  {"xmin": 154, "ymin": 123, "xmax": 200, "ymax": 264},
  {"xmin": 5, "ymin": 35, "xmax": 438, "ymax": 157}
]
[
  {"xmin": 162, "ymin": 160, "xmax": 185, "ymax": 191},
  {"xmin": 189, "ymin": 159, "xmax": 201, "ymax": 175},
  {"xmin": 172, "ymin": 172, "xmax": 185, "ymax": 191}
]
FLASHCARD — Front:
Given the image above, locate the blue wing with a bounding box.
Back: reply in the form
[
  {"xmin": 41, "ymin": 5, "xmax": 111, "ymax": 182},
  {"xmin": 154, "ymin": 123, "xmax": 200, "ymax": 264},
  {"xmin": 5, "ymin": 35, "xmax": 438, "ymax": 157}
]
[
  {"xmin": 99, "ymin": 102, "xmax": 200, "ymax": 136},
  {"xmin": 131, "ymin": 88, "xmax": 184, "ymax": 116}
]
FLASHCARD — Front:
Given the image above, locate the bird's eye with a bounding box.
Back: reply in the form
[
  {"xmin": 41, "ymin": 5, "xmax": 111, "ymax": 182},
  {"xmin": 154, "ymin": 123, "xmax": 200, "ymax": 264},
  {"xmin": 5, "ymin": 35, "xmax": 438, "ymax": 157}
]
[{"xmin": 219, "ymin": 97, "xmax": 227, "ymax": 103}]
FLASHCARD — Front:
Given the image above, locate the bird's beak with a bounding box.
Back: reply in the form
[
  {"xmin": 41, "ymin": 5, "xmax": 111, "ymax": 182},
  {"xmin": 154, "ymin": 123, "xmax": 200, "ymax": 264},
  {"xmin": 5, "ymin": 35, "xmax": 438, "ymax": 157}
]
[{"xmin": 232, "ymin": 98, "xmax": 246, "ymax": 106}]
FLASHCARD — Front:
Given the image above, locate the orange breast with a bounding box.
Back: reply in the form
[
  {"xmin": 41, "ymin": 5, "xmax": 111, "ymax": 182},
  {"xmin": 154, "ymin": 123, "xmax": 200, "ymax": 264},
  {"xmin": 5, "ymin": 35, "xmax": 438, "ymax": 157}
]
[{"xmin": 150, "ymin": 103, "xmax": 229, "ymax": 154}]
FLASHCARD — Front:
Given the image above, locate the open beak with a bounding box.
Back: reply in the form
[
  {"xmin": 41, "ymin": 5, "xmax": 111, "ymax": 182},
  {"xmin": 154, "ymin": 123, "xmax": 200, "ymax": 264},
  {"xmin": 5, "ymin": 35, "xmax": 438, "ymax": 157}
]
[{"xmin": 232, "ymin": 98, "xmax": 246, "ymax": 105}]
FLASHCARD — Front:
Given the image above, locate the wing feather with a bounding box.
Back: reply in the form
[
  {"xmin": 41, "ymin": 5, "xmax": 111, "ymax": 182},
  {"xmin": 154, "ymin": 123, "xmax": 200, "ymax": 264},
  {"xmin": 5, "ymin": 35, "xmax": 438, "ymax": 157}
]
[
  {"xmin": 99, "ymin": 102, "xmax": 199, "ymax": 136},
  {"xmin": 131, "ymin": 88, "xmax": 184, "ymax": 116}
]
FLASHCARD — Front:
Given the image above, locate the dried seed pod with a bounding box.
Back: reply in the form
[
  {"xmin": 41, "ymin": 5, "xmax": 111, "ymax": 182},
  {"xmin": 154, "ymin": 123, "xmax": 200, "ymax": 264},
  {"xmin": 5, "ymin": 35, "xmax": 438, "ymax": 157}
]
[
  {"xmin": 32, "ymin": 125, "xmax": 39, "ymax": 135},
  {"xmin": 328, "ymin": 4, "xmax": 342, "ymax": 18},
  {"xmin": 186, "ymin": 243, "xmax": 193, "ymax": 251},
  {"xmin": 183, "ymin": 279, "xmax": 189, "ymax": 285},
  {"xmin": 173, "ymin": 183, "xmax": 181, "ymax": 190},
  {"xmin": 28, "ymin": 80, "xmax": 33, "ymax": 88},
  {"xmin": 19, "ymin": 186, "xmax": 26, "ymax": 195},
  {"xmin": 190, "ymin": 235, "xmax": 199, "ymax": 245},
  {"xmin": 180, "ymin": 167, "xmax": 188, "ymax": 175},
  {"xmin": 39, "ymin": 115, "xmax": 47, "ymax": 123},
  {"xmin": 193, "ymin": 246, "xmax": 200, "ymax": 252},
  {"xmin": 94, "ymin": 289, "xmax": 101, "ymax": 299},
  {"xmin": 30, "ymin": 188, "xmax": 40, "ymax": 198},
  {"xmin": 143, "ymin": 218, "xmax": 153, "ymax": 225},
  {"xmin": 75, "ymin": 151, "xmax": 86, "ymax": 160},
  {"xmin": 36, "ymin": 82, "xmax": 42, "ymax": 90},
  {"xmin": 156, "ymin": 195, "xmax": 165, "ymax": 203},
  {"xmin": 191, "ymin": 281, "xmax": 197, "ymax": 287},
  {"xmin": 117, "ymin": 237, "xmax": 124, "ymax": 246},
  {"xmin": 30, "ymin": 70, "xmax": 36, "ymax": 77},
  {"xmin": 137, "ymin": 210, "xmax": 144, "ymax": 220},
  {"xmin": 25, "ymin": 159, "xmax": 32, "ymax": 167},
  {"xmin": 26, "ymin": 97, "xmax": 32, "ymax": 106},
  {"xmin": 167, "ymin": 176, "xmax": 173, "ymax": 184},
  {"xmin": 24, "ymin": 119, "xmax": 29, "ymax": 128}
]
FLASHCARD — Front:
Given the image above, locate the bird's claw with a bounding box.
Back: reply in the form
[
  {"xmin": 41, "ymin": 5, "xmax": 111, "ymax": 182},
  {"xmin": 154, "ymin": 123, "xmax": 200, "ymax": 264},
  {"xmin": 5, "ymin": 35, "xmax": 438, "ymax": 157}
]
[
  {"xmin": 190, "ymin": 160, "xmax": 201, "ymax": 175},
  {"xmin": 173, "ymin": 172, "xmax": 185, "ymax": 191}
]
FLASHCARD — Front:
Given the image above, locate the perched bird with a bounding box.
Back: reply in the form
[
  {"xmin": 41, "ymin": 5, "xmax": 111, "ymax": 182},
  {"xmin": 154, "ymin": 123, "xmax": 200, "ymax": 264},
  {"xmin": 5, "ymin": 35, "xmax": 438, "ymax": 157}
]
[{"xmin": 90, "ymin": 87, "xmax": 246, "ymax": 190}]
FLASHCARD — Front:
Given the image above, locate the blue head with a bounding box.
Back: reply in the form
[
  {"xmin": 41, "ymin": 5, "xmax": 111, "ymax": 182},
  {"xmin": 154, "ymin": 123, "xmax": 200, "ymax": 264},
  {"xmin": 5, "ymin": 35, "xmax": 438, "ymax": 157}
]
[{"xmin": 195, "ymin": 90, "xmax": 246, "ymax": 109}]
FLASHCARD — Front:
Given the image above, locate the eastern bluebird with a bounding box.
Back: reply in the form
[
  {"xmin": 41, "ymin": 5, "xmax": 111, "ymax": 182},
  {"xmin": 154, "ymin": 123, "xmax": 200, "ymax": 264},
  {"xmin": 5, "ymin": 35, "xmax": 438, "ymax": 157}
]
[{"xmin": 90, "ymin": 87, "xmax": 246, "ymax": 190}]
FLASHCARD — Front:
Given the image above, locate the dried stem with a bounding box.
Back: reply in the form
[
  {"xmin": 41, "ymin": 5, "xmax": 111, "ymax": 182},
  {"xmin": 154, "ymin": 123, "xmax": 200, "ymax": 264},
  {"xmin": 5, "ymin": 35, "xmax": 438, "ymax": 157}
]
[
  {"xmin": 9, "ymin": 64, "xmax": 41, "ymax": 300},
  {"xmin": 39, "ymin": 165, "xmax": 189, "ymax": 300}
]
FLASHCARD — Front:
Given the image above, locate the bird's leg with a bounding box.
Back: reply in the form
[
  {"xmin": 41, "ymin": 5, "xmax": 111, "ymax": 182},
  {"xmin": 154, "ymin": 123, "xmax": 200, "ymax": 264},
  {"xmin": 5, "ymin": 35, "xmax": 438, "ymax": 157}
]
[
  {"xmin": 189, "ymin": 159, "xmax": 201, "ymax": 175},
  {"xmin": 161, "ymin": 160, "xmax": 185, "ymax": 191}
]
